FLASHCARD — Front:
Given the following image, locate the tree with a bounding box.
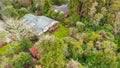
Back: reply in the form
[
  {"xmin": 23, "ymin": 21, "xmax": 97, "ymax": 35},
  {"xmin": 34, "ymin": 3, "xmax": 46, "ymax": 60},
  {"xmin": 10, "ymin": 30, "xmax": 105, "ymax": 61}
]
[
  {"xmin": 4, "ymin": 18, "xmax": 34, "ymax": 41},
  {"xmin": 36, "ymin": 35, "xmax": 67, "ymax": 68},
  {"xmin": 41, "ymin": 0, "xmax": 51, "ymax": 15},
  {"xmin": 68, "ymin": 0, "xmax": 120, "ymax": 25},
  {"xmin": 2, "ymin": 6, "xmax": 19, "ymax": 18}
]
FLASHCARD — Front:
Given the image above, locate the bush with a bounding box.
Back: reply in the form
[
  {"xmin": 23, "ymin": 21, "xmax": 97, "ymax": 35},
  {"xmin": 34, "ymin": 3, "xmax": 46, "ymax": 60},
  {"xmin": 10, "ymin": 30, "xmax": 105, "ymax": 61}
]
[
  {"xmin": 20, "ymin": 38, "xmax": 32, "ymax": 50},
  {"xmin": 36, "ymin": 35, "xmax": 67, "ymax": 68},
  {"xmin": 67, "ymin": 40, "xmax": 83, "ymax": 62},
  {"xmin": 11, "ymin": 52, "xmax": 32, "ymax": 68},
  {"xmin": 62, "ymin": 37, "xmax": 83, "ymax": 61},
  {"xmin": 76, "ymin": 21, "xmax": 85, "ymax": 32}
]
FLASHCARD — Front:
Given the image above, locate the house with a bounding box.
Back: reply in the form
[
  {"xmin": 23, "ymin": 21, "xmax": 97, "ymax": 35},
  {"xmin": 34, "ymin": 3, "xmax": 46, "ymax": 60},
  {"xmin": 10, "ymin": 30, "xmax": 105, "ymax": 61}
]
[
  {"xmin": 22, "ymin": 14, "xmax": 58, "ymax": 35},
  {"xmin": 52, "ymin": 4, "xmax": 69, "ymax": 17}
]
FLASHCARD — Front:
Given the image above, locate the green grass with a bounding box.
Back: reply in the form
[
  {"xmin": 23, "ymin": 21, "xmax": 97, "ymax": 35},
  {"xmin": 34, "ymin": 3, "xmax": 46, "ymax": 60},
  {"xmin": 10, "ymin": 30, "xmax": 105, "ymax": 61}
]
[
  {"xmin": 0, "ymin": 42, "xmax": 21, "ymax": 55},
  {"xmin": 53, "ymin": 24, "xmax": 69, "ymax": 38}
]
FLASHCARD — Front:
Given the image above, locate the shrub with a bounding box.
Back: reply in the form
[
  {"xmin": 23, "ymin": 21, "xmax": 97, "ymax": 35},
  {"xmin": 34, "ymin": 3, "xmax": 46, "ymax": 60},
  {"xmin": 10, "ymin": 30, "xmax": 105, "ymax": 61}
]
[
  {"xmin": 87, "ymin": 32, "xmax": 101, "ymax": 42},
  {"xmin": 11, "ymin": 52, "xmax": 32, "ymax": 68},
  {"xmin": 62, "ymin": 37, "xmax": 83, "ymax": 61},
  {"xmin": 76, "ymin": 21, "xmax": 85, "ymax": 32},
  {"xmin": 36, "ymin": 35, "xmax": 67, "ymax": 68},
  {"xmin": 69, "ymin": 40, "xmax": 83, "ymax": 61},
  {"xmin": 20, "ymin": 38, "xmax": 32, "ymax": 50}
]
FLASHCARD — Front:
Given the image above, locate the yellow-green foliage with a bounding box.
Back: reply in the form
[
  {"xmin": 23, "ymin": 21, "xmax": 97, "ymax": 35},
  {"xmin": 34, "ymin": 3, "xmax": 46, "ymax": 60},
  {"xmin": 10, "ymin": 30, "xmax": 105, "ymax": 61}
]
[
  {"xmin": 73, "ymin": 40, "xmax": 83, "ymax": 48},
  {"xmin": 87, "ymin": 32, "xmax": 101, "ymax": 41},
  {"xmin": 0, "ymin": 42, "xmax": 21, "ymax": 55},
  {"xmin": 89, "ymin": 49, "xmax": 118, "ymax": 68},
  {"xmin": 101, "ymin": 41, "xmax": 117, "ymax": 49},
  {"xmin": 53, "ymin": 24, "xmax": 69, "ymax": 38}
]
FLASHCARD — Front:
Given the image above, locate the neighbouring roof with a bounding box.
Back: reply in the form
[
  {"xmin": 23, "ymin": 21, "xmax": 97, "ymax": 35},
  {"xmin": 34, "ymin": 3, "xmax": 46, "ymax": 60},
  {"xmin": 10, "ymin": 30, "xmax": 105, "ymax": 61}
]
[
  {"xmin": 22, "ymin": 14, "xmax": 58, "ymax": 35},
  {"xmin": 53, "ymin": 4, "xmax": 68, "ymax": 13}
]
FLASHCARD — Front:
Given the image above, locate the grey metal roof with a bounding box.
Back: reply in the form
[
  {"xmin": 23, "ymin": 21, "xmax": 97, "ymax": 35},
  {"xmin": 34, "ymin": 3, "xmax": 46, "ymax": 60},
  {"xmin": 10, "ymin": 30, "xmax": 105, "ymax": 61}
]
[
  {"xmin": 23, "ymin": 14, "xmax": 58, "ymax": 35},
  {"xmin": 53, "ymin": 5, "xmax": 68, "ymax": 13}
]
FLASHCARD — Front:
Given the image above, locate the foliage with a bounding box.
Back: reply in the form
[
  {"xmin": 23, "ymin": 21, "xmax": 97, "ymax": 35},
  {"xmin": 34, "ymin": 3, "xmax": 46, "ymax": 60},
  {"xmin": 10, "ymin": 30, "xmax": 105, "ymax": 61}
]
[
  {"xmin": 4, "ymin": 18, "xmax": 34, "ymax": 41},
  {"xmin": 11, "ymin": 52, "xmax": 32, "ymax": 68},
  {"xmin": 1, "ymin": 0, "xmax": 42, "ymax": 18},
  {"xmin": 36, "ymin": 35, "xmax": 67, "ymax": 68},
  {"xmin": 2, "ymin": 5, "xmax": 19, "ymax": 18},
  {"xmin": 87, "ymin": 32, "xmax": 101, "ymax": 42},
  {"xmin": 50, "ymin": 0, "xmax": 67, "ymax": 5},
  {"xmin": 117, "ymin": 53, "xmax": 120, "ymax": 68},
  {"xmin": 0, "ymin": 42, "xmax": 21, "ymax": 55},
  {"xmin": 68, "ymin": 0, "xmax": 120, "ymax": 25},
  {"xmin": 0, "ymin": 56, "xmax": 11, "ymax": 68},
  {"xmin": 113, "ymin": 22, "xmax": 120, "ymax": 35},
  {"xmin": 53, "ymin": 24, "xmax": 69, "ymax": 38},
  {"xmin": 86, "ymin": 49, "xmax": 118, "ymax": 68},
  {"xmin": 18, "ymin": 8, "xmax": 29, "ymax": 18},
  {"xmin": 64, "ymin": 13, "xmax": 80, "ymax": 25},
  {"xmin": 46, "ymin": 10, "xmax": 64, "ymax": 21},
  {"xmin": 69, "ymin": 40, "xmax": 83, "ymax": 61},
  {"xmin": 42, "ymin": 0, "xmax": 51, "ymax": 15},
  {"xmin": 67, "ymin": 59, "xmax": 84, "ymax": 68},
  {"xmin": 62, "ymin": 37, "xmax": 83, "ymax": 61},
  {"xmin": 0, "ymin": 30, "xmax": 7, "ymax": 42},
  {"xmin": 76, "ymin": 21, "xmax": 85, "ymax": 32},
  {"xmin": 20, "ymin": 38, "xmax": 32, "ymax": 50}
]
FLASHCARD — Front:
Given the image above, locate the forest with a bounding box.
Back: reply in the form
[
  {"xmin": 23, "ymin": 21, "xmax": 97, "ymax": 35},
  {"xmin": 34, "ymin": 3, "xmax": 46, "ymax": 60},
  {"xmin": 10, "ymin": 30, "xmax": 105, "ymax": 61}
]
[{"xmin": 0, "ymin": 0, "xmax": 120, "ymax": 68}]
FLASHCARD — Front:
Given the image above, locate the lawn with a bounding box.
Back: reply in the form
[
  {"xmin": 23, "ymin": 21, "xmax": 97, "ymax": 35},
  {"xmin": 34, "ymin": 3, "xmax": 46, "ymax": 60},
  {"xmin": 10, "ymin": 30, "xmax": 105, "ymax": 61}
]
[
  {"xmin": 53, "ymin": 24, "xmax": 69, "ymax": 38},
  {"xmin": 0, "ymin": 42, "xmax": 21, "ymax": 55}
]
